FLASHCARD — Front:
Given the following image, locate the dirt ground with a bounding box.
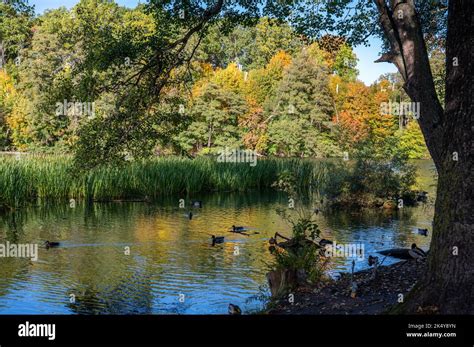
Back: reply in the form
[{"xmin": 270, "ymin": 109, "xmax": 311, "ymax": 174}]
[{"xmin": 267, "ymin": 260, "xmax": 428, "ymax": 314}]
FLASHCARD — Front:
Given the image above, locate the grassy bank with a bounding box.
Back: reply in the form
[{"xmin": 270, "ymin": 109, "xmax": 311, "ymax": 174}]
[{"xmin": 0, "ymin": 155, "xmax": 321, "ymax": 206}]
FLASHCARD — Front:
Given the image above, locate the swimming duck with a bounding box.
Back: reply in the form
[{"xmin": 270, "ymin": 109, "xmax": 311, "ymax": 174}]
[
  {"xmin": 228, "ymin": 304, "xmax": 242, "ymax": 315},
  {"xmin": 408, "ymin": 243, "xmax": 427, "ymax": 259},
  {"xmin": 417, "ymin": 228, "xmax": 428, "ymax": 236},
  {"xmin": 44, "ymin": 241, "xmax": 60, "ymax": 249},
  {"xmin": 211, "ymin": 235, "xmax": 224, "ymax": 245},
  {"xmin": 231, "ymin": 225, "xmax": 246, "ymax": 232}
]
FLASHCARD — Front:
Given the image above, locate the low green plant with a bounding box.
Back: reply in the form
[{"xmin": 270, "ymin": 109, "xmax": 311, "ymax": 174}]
[{"xmin": 270, "ymin": 172, "xmax": 331, "ymax": 285}]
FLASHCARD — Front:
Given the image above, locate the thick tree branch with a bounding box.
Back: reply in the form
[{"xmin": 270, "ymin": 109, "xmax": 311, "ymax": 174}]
[
  {"xmin": 373, "ymin": 0, "xmax": 445, "ymax": 166},
  {"xmin": 373, "ymin": 0, "xmax": 406, "ymax": 79},
  {"xmin": 167, "ymin": 0, "xmax": 224, "ymax": 51},
  {"xmin": 116, "ymin": 0, "xmax": 224, "ymax": 94},
  {"xmin": 93, "ymin": 1, "xmax": 226, "ymax": 160}
]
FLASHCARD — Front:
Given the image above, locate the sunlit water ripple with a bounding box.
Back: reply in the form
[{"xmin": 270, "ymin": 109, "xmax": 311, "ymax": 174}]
[{"xmin": 0, "ymin": 161, "xmax": 436, "ymax": 314}]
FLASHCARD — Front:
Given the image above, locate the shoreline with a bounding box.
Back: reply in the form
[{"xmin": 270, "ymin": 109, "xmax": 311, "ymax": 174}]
[{"xmin": 267, "ymin": 259, "xmax": 427, "ymax": 315}]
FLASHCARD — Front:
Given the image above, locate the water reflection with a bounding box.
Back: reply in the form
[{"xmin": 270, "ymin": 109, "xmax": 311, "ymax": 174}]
[{"xmin": 0, "ymin": 162, "xmax": 436, "ymax": 314}]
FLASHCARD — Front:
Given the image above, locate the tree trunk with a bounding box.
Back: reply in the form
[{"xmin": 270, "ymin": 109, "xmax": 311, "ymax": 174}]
[
  {"xmin": 399, "ymin": 161, "xmax": 473, "ymax": 313},
  {"xmin": 266, "ymin": 268, "xmax": 297, "ymax": 298},
  {"xmin": 404, "ymin": 0, "xmax": 473, "ymax": 314},
  {"xmin": 207, "ymin": 124, "xmax": 213, "ymax": 148},
  {"xmin": 0, "ymin": 42, "xmax": 5, "ymax": 69},
  {"xmin": 375, "ymin": 0, "xmax": 473, "ymax": 313}
]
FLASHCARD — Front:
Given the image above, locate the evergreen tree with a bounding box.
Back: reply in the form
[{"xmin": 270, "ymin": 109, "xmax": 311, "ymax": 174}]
[{"xmin": 267, "ymin": 48, "xmax": 336, "ymax": 157}]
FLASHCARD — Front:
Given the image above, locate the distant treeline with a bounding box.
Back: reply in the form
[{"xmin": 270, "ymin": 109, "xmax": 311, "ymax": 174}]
[{"xmin": 0, "ymin": 0, "xmax": 442, "ymax": 164}]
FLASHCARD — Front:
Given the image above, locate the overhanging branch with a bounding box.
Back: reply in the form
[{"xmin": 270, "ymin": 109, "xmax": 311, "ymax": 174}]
[
  {"xmin": 373, "ymin": 0, "xmax": 445, "ymax": 166},
  {"xmin": 373, "ymin": 0, "xmax": 407, "ymax": 80}
]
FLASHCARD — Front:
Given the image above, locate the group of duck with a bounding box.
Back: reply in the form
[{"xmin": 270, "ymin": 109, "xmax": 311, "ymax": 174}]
[
  {"xmin": 43, "ymin": 221, "xmax": 430, "ymax": 260},
  {"xmin": 186, "ymin": 200, "xmax": 262, "ymax": 246},
  {"xmin": 41, "ymin": 202, "xmax": 429, "ymax": 315},
  {"xmin": 211, "ymin": 225, "xmax": 260, "ymax": 246},
  {"xmin": 42, "ymin": 200, "xmax": 260, "ymax": 249},
  {"xmin": 367, "ymin": 228, "xmax": 429, "ymax": 266}
]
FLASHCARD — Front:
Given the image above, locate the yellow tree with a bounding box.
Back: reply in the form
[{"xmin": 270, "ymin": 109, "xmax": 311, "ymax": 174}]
[
  {"xmin": 245, "ymin": 50, "xmax": 291, "ymax": 105},
  {"xmin": 243, "ymin": 51, "xmax": 291, "ymax": 153},
  {"xmin": 335, "ymin": 81, "xmax": 374, "ymax": 151},
  {"xmin": 368, "ymin": 79, "xmax": 398, "ymax": 147},
  {"xmin": 0, "ymin": 70, "xmax": 30, "ymax": 150}
]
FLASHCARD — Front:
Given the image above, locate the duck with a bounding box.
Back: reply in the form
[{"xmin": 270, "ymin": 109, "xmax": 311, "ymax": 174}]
[
  {"xmin": 378, "ymin": 244, "xmax": 427, "ymax": 260},
  {"xmin": 228, "ymin": 303, "xmax": 242, "ymax": 315},
  {"xmin": 408, "ymin": 243, "xmax": 427, "ymax": 259},
  {"xmin": 211, "ymin": 235, "xmax": 224, "ymax": 245},
  {"xmin": 231, "ymin": 225, "xmax": 246, "ymax": 232},
  {"xmin": 417, "ymin": 228, "xmax": 428, "ymax": 236},
  {"xmin": 368, "ymin": 255, "xmax": 379, "ymax": 266},
  {"xmin": 44, "ymin": 241, "xmax": 60, "ymax": 249}
]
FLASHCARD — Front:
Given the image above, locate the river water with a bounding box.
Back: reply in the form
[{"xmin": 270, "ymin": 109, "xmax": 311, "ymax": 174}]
[{"xmin": 0, "ymin": 160, "xmax": 436, "ymax": 314}]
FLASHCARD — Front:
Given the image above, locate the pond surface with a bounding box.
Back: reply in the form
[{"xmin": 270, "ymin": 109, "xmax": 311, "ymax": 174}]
[{"xmin": 0, "ymin": 160, "xmax": 436, "ymax": 314}]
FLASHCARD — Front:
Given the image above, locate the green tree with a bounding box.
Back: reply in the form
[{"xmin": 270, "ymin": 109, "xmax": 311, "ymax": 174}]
[
  {"xmin": 0, "ymin": 70, "xmax": 15, "ymax": 148},
  {"xmin": 333, "ymin": 43, "xmax": 358, "ymax": 81},
  {"xmin": 429, "ymin": 48, "xmax": 446, "ymax": 106},
  {"xmin": 8, "ymin": 1, "xmax": 159, "ymax": 153},
  {"xmin": 267, "ymin": 48, "xmax": 337, "ymax": 157},
  {"xmin": 397, "ymin": 121, "xmax": 429, "ymax": 159},
  {"xmin": 16, "ymin": 8, "xmax": 77, "ymax": 148},
  {"xmin": 314, "ymin": 35, "xmax": 358, "ymax": 81},
  {"xmin": 0, "ymin": 0, "xmax": 34, "ymax": 69},
  {"xmin": 176, "ymin": 81, "xmax": 247, "ymax": 154},
  {"xmin": 195, "ymin": 23, "xmax": 254, "ymax": 68},
  {"xmin": 195, "ymin": 17, "xmax": 302, "ymax": 70}
]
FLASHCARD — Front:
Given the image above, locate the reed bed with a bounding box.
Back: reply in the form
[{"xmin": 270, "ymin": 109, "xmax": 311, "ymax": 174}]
[{"xmin": 0, "ymin": 154, "xmax": 326, "ymax": 207}]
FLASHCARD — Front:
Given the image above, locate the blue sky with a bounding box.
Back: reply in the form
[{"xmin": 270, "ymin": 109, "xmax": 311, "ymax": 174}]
[
  {"xmin": 30, "ymin": 0, "xmax": 138, "ymax": 13},
  {"xmin": 29, "ymin": 0, "xmax": 396, "ymax": 85}
]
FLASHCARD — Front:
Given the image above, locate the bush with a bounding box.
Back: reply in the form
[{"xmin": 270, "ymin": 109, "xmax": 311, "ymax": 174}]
[
  {"xmin": 267, "ymin": 172, "xmax": 332, "ymax": 296},
  {"xmin": 322, "ymin": 139, "xmax": 417, "ymax": 207}
]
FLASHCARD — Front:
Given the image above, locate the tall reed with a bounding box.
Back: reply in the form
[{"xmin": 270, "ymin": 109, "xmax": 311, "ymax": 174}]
[{"xmin": 0, "ymin": 155, "xmax": 326, "ymax": 206}]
